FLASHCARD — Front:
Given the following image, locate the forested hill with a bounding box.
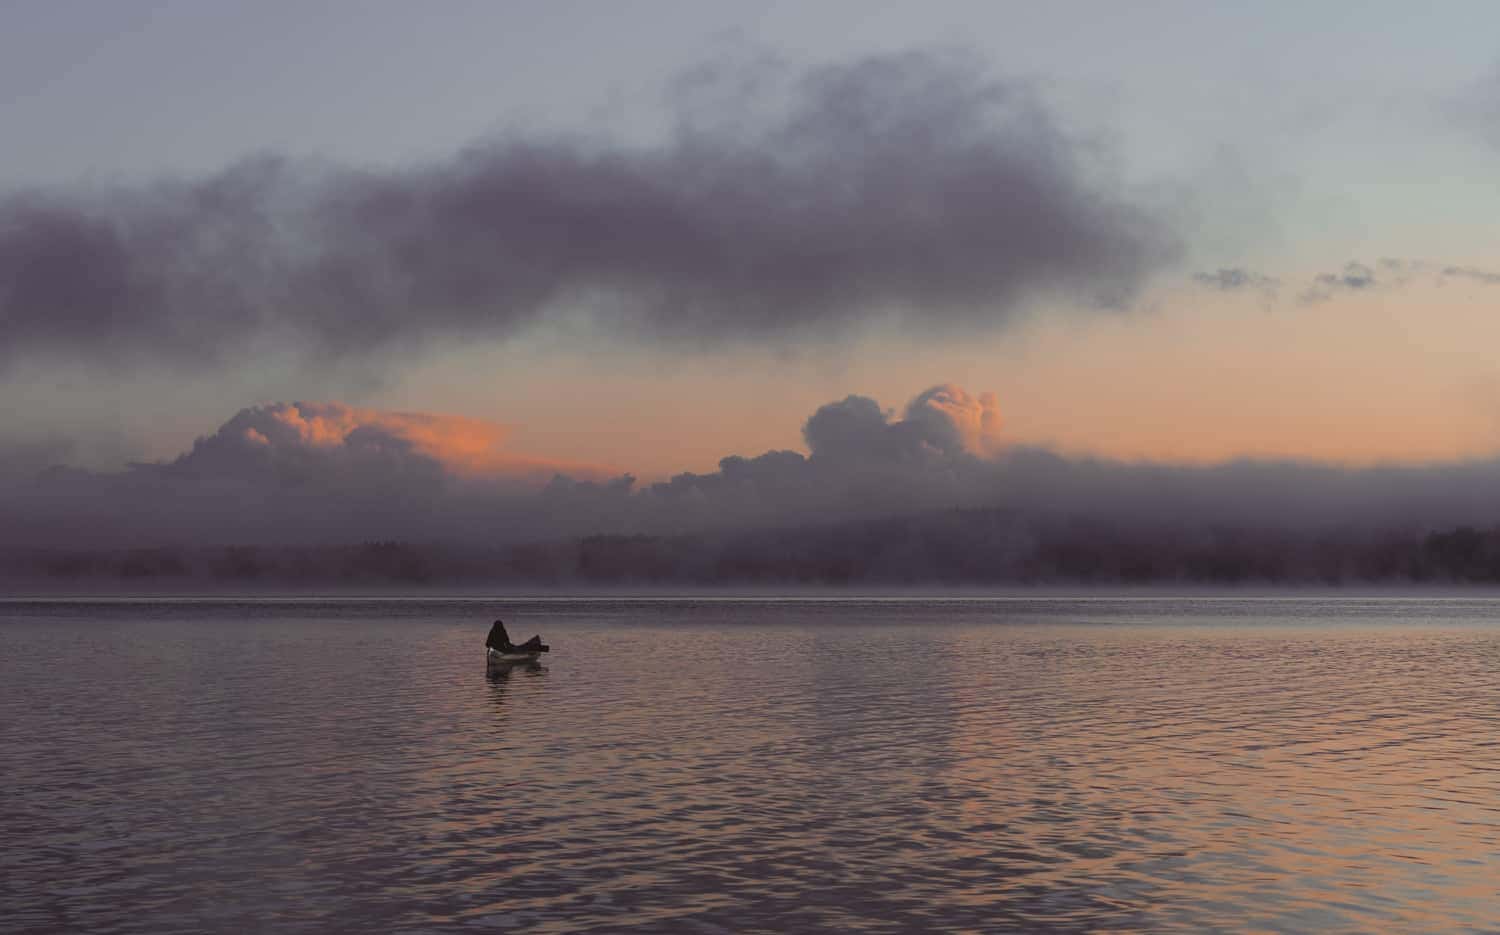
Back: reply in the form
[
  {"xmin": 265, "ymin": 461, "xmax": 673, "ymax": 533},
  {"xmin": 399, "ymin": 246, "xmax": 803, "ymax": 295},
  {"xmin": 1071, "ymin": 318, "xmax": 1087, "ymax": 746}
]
[{"xmin": 8, "ymin": 511, "xmax": 1500, "ymax": 589}]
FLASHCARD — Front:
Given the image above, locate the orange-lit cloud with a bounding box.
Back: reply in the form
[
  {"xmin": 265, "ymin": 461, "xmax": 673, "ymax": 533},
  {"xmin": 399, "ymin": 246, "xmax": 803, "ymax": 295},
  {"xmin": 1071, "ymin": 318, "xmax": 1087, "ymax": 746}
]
[
  {"xmin": 908, "ymin": 385, "xmax": 1004, "ymax": 458},
  {"xmin": 182, "ymin": 401, "xmax": 614, "ymax": 485}
]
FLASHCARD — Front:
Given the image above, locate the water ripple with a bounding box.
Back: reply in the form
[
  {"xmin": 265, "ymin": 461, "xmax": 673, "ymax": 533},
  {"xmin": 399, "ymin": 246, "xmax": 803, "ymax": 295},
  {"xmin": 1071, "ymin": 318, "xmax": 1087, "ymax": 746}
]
[{"xmin": 4, "ymin": 597, "xmax": 1500, "ymax": 931}]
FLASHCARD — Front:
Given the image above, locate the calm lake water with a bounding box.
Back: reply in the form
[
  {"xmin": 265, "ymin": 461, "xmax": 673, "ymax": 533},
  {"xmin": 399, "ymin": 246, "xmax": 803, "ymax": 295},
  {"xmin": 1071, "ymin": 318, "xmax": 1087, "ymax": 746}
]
[{"xmin": 4, "ymin": 596, "xmax": 1500, "ymax": 932}]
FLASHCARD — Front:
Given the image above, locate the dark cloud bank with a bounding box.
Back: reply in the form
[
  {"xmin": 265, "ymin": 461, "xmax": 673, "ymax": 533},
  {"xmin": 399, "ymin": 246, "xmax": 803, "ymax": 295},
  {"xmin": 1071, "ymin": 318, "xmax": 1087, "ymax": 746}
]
[
  {"xmin": 0, "ymin": 50, "xmax": 1175, "ymax": 371},
  {"xmin": 8, "ymin": 385, "xmax": 1500, "ymax": 588}
]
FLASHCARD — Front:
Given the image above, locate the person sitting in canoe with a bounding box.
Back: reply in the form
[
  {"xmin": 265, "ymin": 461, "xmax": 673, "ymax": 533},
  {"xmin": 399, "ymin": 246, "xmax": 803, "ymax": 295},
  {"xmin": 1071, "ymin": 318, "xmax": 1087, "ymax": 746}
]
[{"xmin": 486, "ymin": 619, "xmax": 548, "ymax": 655}]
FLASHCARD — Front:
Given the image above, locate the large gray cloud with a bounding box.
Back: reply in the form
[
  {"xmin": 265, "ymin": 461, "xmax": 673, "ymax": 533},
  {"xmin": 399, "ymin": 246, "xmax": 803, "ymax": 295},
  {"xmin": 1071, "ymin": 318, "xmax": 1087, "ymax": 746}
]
[{"xmin": 0, "ymin": 50, "xmax": 1178, "ymax": 372}]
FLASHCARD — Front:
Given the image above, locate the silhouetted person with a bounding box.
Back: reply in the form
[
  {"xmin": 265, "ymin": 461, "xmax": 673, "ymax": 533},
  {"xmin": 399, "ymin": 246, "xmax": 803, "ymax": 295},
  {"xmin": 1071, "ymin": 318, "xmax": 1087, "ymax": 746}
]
[{"xmin": 486, "ymin": 619, "xmax": 546, "ymax": 653}]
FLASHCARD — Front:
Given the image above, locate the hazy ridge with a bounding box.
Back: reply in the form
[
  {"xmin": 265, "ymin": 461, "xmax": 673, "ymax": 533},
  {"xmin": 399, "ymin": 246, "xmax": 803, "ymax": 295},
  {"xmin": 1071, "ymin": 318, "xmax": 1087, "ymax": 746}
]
[{"xmin": 9, "ymin": 510, "xmax": 1500, "ymax": 590}]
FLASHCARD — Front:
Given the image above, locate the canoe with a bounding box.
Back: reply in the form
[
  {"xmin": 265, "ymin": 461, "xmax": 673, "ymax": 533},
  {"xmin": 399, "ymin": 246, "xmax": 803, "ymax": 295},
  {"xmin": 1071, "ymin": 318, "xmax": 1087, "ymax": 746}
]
[{"xmin": 487, "ymin": 646, "xmax": 544, "ymax": 665}]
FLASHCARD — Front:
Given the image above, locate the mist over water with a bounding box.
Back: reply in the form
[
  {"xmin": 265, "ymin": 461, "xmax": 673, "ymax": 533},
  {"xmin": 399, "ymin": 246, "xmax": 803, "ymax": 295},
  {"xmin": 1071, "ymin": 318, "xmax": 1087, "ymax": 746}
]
[{"xmin": 5, "ymin": 597, "xmax": 1500, "ymax": 932}]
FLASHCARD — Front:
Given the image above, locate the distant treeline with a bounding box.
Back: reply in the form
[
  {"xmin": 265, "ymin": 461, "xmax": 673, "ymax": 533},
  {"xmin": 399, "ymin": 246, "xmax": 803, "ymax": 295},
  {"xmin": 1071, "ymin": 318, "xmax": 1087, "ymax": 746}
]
[{"xmin": 7, "ymin": 512, "xmax": 1500, "ymax": 587}]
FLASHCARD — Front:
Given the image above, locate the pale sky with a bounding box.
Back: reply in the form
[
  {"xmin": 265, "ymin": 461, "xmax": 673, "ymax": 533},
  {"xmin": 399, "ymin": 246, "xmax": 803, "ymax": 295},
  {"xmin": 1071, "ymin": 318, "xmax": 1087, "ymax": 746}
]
[{"xmin": 3, "ymin": 1, "xmax": 1500, "ymax": 479}]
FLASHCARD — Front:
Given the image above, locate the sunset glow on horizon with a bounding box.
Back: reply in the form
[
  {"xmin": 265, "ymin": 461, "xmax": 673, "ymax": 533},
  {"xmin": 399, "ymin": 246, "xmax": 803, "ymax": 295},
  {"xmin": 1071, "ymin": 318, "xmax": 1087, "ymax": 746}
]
[{"xmin": 4, "ymin": 2, "xmax": 1500, "ymax": 540}]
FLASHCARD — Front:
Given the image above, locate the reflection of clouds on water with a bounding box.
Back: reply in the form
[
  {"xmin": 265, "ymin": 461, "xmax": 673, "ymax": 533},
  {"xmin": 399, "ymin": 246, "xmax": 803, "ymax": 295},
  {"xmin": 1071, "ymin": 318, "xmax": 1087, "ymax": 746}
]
[
  {"xmin": 0, "ymin": 608, "xmax": 483, "ymax": 930},
  {"xmin": 782, "ymin": 615, "xmax": 1165, "ymax": 930},
  {"xmin": 8, "ymin": 598, "xmax": 1500, "ymax": 931},
  {"xmin": 800, "ymin": 618, "xmax": 965, "ymax": 802}
]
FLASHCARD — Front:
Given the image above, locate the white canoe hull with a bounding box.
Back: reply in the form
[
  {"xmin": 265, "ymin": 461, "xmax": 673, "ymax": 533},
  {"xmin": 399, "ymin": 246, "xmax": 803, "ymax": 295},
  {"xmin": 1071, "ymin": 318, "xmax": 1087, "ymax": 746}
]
[{"xmin": 487, "ymin": 647, "xmax": 543, "ymax": 665}]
